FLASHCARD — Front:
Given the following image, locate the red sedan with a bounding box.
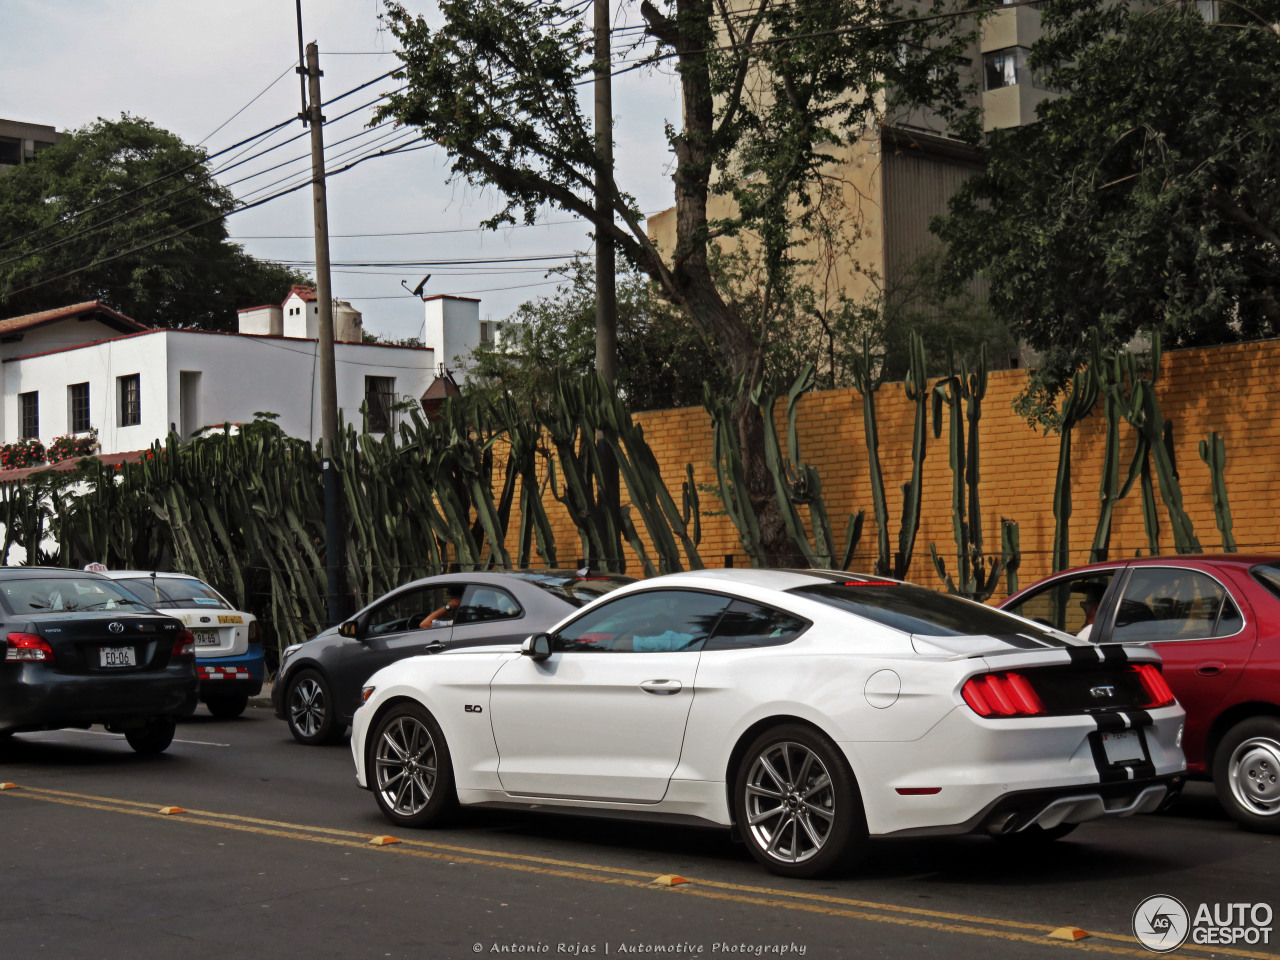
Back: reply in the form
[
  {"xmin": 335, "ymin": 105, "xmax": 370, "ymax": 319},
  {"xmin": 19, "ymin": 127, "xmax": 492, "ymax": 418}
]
[{"xmin": 1001, "ymin": 555, "xmax": 1280, "ymax": 833}]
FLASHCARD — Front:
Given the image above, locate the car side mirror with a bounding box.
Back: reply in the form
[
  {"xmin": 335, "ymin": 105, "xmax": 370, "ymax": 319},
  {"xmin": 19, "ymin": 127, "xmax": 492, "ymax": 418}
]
[
  {"xmin": 338, "ymin": 620, "xmax": 361, "ymax": 640},
  {"xmin": 522, "ymin": 633, "xmax": 553, "ymax": 662}
]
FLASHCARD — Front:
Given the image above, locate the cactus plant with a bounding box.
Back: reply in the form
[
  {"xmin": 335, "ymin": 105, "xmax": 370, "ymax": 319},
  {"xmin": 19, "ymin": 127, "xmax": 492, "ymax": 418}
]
[
  {"xmin": 927, "ymin": 345, "xmax": 1020, "ymax": 601},
  {"xmin": 1199, "ymin": 431, "xmax": 1236, "ymax": 552},
  {"xmin": 1050, "ymin": 366, "xmax": 1099, "ymax": 574}
]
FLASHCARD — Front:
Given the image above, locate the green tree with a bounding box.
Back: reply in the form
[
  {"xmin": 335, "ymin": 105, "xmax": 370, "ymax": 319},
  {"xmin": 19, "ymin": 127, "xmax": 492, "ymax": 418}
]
[
  {"xmin": 376, "ymin": 0, "xmax": 978, "ymax": 560},
  {"xmin": 935, "ymin": 0, "xmax": 1280, "ymax": 423},
  {"xmin": 0, "ymin": 114, "xmax": 309, "ymax": 328},
  {"xmin": 468, "ymin": 254, "xmax": 726, "ymax": 411}
]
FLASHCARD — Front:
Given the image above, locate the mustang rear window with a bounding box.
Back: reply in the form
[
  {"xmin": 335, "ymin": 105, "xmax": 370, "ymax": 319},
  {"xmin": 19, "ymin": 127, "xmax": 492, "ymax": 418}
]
[{"xmin": 787, "ymin": 582, "xmax": 1068, "ymax": 643}]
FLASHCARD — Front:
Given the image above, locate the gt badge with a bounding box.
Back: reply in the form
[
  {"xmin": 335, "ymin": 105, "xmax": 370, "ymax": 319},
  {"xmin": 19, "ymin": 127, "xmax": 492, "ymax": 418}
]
[{"xmin": 464, "ymin": 704, "xmax": 483, "ymax": 714}]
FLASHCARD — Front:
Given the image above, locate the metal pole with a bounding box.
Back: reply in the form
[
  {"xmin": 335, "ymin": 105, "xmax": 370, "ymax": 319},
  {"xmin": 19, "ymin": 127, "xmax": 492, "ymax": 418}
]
[
  {"xmin": 305, "ymin": 41, "xmax": 345, "ymax": 625},
  {"xmin": 594, "ymin": 0, "xmax": 620, "ymax": 571}
]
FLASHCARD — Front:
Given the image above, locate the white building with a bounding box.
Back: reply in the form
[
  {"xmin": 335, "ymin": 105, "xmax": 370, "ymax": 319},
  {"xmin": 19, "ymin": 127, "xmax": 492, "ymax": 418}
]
[{"xmin": 0, "ymin": 293, "xmax": 489, "ymax": 459}]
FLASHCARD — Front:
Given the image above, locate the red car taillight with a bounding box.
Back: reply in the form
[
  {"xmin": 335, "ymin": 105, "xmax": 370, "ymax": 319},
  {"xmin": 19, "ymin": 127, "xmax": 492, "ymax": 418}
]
[
  {"xmin": 172, "ymin": 629, "xmax": 195, "ymax": 658},
  {"xmin": 5, "ymin": 632, "xmax": 55, "ymax": 663},
  {"xmin": 1130, "ymin": 663, "xmax": 1176, "ymax": 708},
  {"xmin": 248, "ymin": 618, "xmax": 261, "ymax": 644},
  {"xmin": 962, "ymin": 672, "xmax": 1045, "ymax": 717}
]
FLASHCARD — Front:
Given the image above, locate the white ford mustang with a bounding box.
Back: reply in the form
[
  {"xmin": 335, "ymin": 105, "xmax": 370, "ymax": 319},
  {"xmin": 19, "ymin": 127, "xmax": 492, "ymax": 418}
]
[{"xmin": 351, "ymin": 569, "xmax": 1186, "ymax": 877}]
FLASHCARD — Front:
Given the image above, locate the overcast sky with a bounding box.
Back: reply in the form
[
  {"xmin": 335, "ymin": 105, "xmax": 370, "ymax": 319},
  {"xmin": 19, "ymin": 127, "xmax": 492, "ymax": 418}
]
[{"xmin": 1, "ymin": 0, "xmax": 679, "ymax": 340}]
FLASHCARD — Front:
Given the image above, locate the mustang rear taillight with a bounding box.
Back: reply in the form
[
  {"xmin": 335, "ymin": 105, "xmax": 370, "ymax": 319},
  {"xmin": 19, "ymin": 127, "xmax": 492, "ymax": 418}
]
[
  {"xmin": 1130, "ymin": 663, "xmax": 1176, "ymax": 708},
  {"xmin": 5, "ymin": 632, "xmax": 55, "ymax": 663},
  {"xmin": 172, "ymin": 630, "xmax": 195, "ymax": 658},
  {"xmin": 962, "ymin": 672, "xmax": 1045, "ymax": 717}
]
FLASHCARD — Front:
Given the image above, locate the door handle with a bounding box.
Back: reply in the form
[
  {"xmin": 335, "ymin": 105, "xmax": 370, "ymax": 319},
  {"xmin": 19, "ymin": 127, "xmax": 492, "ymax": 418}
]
[
  {"xmin": 640, "ymin": 679, "xmax": 682, "ymax": 695},
  {"xmin": 1195, "ymin": 661, "xmax": 1226, "ymax": 677},
  {"xmin": 423, "ymin": 642, "xmax": 448, "ymax": 654}
]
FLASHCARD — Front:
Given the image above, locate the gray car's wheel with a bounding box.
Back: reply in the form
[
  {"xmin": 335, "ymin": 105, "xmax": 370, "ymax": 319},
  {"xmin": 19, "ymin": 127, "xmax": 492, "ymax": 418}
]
[
  {"xmin": 370, "ymin": 702, "xmax": 457, "ymax": 828},
  {"xmin": 733, "ymin": 724, "xmax": 867, "ymax": 878},
  {"xmin": 1214, "ymin": 717, "xmax": 1280, "ymax": 833},
  {"xmin": 286, "ymin": 669, "xmax": 344, "ymax": 745},
  {"xmin": 125, "ymin": 717, "xmax": 176, "ymax": 755}
]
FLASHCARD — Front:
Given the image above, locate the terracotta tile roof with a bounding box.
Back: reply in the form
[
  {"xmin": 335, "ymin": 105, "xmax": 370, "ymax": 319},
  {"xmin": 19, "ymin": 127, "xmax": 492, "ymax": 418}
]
[
  {"xmin": 237, "ymin": 304, "xmax": 279, "ymax": 313},
  {"xmin": 0, "ymin": 301, "xmax": 148, "ymax": 337},
  {"xmin": 286, "ymin": 285, "xmax": 318, "ymax": 303}
]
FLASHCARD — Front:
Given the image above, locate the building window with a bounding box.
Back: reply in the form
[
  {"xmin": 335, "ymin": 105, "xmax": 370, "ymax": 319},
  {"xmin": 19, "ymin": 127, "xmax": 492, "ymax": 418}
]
[
  {"xmin": 19, "ymin": 391, "xmax": 38, "ymax": 439},
  {"xmin": 69, "ymin": 382, "xmax": 91, "ymax": 433},
  {"xmin": 479, "ymin": 321, "xmax": 497, "ymax": 343},
  {"xmin": 365, "ymin": 376, "xmax": 396, "ymax": 433},
  {"xmin": 118, "ymin": 374, "xmax": 141, "ymax": 427},
  {"xmin": 983, "ymin": 47, "xmax": 1029, "ymax": 91}
]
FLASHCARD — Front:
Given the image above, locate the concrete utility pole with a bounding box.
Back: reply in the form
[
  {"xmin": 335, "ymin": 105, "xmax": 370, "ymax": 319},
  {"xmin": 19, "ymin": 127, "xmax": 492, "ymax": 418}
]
[
  {"xmin": 594, "ymin": 0, "xmax": 621, "ymax": 572},
  {"xmin": 303, "ymin": 41, "xmax": 345, "ymax": 625}
]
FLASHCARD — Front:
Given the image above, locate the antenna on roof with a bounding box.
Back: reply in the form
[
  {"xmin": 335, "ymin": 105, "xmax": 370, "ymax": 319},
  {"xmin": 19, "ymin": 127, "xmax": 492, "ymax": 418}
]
[{"xmin": 400, "ymin": 274, "xmax": 432, "ymax": 300}]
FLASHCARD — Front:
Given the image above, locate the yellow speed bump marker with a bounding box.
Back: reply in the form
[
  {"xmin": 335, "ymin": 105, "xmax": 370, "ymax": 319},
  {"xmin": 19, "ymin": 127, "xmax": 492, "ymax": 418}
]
[
  {"xmin": 1047, "ymin": 927, "xmax": 1090, "ymax": 941},
  {"xmin": 369, "ymin": 835, "xmax": 402, "ymax": 846},
  {"xmin": 653, "ymin": 875, "xmax": 689, "ymax": 886},
  {"xmin": 0, "ymin": 783, "xmax": 18, "ymax": 790},
  {"xmin": 157, "ymin": 806, "xmax": 185, "ymax": 815}
]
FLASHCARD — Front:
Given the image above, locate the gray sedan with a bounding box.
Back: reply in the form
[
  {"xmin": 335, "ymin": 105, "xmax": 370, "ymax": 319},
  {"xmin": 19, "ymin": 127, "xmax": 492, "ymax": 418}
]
[{"xmin": 272, "ymin": 571, "xmax": 634, "ymax": 744}]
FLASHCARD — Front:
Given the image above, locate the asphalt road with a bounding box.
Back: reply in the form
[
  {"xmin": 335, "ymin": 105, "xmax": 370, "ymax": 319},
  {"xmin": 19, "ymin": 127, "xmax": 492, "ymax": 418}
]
[{"xmin": 0, "ymin": 702, "xmax": 1275, "ymax": 960}]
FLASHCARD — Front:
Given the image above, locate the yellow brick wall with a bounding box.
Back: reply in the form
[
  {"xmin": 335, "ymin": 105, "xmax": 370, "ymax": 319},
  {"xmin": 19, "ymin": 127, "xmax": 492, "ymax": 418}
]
[{"xmin": 528, "ymin": 339, "xmax": 1280, "ymax": 601}]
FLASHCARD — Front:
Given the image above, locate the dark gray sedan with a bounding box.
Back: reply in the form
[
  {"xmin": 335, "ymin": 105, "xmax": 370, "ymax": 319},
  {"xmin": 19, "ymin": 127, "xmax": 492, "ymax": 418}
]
[
  {"xmin": 272, "ymin": 571, "xmax": 634, "ymax": 744},
  {"xmin": 0, "ymin": 567, "xmax": 197, "ymax": 753}
]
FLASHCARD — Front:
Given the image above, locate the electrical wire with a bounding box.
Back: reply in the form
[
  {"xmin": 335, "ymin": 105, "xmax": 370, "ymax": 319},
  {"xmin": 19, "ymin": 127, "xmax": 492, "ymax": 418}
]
[{"xmin": 199, "ymin": 60, "xmax": 299, "ymax": 146}]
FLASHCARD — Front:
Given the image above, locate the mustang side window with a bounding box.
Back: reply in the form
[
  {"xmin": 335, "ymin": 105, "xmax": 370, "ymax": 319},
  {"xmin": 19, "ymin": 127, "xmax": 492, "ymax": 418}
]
[
  {"xmin": 554, "ymin": 590, "xmax": 731, "ymax": 652},
  {"xmin": 704, "ymin": 599, "xmax": 809, "ymax": 650}
]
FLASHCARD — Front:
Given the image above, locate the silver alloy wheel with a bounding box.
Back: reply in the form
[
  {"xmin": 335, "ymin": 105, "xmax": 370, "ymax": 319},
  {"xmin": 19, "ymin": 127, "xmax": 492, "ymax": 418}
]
[
  {"xmin": 374, "ymin": 714, "xmax": 438, "ymax": 817},
  {"xmin": 744, "ymin": 740, "xmax": 836, "ymax": 864},
  {"xmin": 1227, "ymin": 735, "xmax": 1280, "ymax": 817},
  {"xmin": 289, "ymin": 677, "xmax": 326, "ymax": 738}
]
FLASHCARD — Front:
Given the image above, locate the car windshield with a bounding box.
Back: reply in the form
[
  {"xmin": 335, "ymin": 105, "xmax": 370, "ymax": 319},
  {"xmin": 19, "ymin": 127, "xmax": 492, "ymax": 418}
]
[
  {"xmin": 0, "ymin": 576, "xmax": 152, "ymax": 614},
  {"xmin": 788, "ymin": 581, "xmax": 1069, "ymax": 644},
  {"xmin": 525, "ymin": 573, "xmax": 636, "ymax": 607},
  {"xmin": 114, "ymin": 576, "xmax": 232, "ymax": 610}
]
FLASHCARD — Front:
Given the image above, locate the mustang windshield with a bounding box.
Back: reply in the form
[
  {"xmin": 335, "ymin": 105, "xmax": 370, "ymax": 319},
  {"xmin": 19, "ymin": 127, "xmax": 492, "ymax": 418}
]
[{"xmin": 788, "ymin": 582, "xmax": 1070, "ymax": 646}]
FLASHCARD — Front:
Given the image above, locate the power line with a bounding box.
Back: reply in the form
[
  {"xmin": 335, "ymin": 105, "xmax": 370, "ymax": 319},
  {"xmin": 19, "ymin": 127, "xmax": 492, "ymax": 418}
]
[
  {"xmin": 4, "ymin": 137, "xmax": 434, "ymax": 300},
  {"xmin": 199, "ymin": 60, "xmax": 299, "ymax": 146},
  {"xmin": 0, "ymin": 82, "xmax": 407, "ymax": 271}
]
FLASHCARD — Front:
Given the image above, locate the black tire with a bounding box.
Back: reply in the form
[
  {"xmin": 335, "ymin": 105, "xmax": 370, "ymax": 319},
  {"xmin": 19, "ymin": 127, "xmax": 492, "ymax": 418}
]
[
  {"xmin": 125, "ymin": 717, "xmax": 176, "ymax": 755},
  {"xmin": 369, "ymin": 701, "xmax": 458, "ymax": 828},
  {"xmin": 1213, "ymin": 716, "xmax": 1280, "ymax": 833},
  {"xmin": 286, "ymin": 668, "xmax": 345, "ymax": 745},
  {"xmin": 205, "ymin": 693, "xmax": 250, "ymax": 720},
  {"xmin": 993, "ymin": 822, "xmax": 1079, "ymax": 844},
  {"xmin": 732, "ymin": 723, "xmax": 867, "ymax": 878}
]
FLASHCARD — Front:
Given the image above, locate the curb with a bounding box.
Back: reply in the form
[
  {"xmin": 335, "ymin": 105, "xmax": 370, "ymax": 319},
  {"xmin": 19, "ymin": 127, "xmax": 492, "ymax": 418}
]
[{"xmin": 249, "ymin": 681, "xmax": 274, "ymax": 710}]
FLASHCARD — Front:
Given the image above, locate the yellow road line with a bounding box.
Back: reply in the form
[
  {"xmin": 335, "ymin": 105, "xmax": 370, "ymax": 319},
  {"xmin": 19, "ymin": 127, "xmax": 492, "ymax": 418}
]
[{"xmin": 4, "ymin": 784, "xmax": 1275, "ymax": 960}]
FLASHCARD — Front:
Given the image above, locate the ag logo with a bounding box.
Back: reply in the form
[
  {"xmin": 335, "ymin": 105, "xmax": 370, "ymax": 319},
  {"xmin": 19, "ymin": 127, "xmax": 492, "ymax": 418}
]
[
  {"xmin": 1133, "ymin": 895, "xmax": 1190, "ymax": 953},
  {"xmin": 464, "ymin": 704, "xmax": 483, "ymax": 714}
]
